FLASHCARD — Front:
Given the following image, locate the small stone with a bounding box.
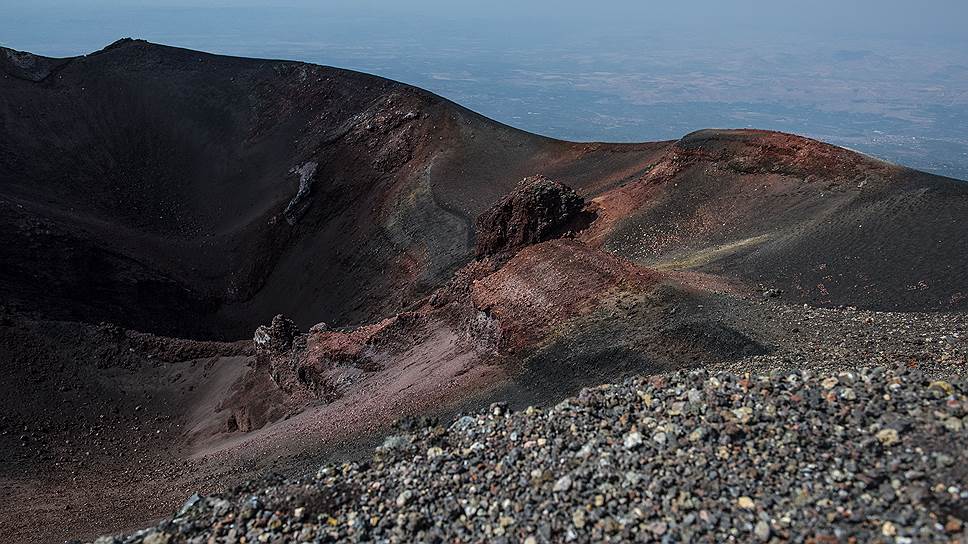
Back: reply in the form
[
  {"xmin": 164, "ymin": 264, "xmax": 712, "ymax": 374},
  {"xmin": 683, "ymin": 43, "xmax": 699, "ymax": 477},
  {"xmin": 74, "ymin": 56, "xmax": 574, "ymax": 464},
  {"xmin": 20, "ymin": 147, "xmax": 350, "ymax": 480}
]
[
  {"xmin": 308, "ymin": 321, "xmax": 330, "ymax": 333},
  {"xmin": 92, "ymin": 368, "xmax": 968, "ymax": 543},
  {"xmin": 572, "ymin": 509, "xmax": 586, "ymax": 529},
  {"xmin": 380, "ymin": 435, "xmax": 411, "ymax": 451},
  {"xmin": 450, "ymin": 415, "xmax": 477, "ymax": 432},
  {"xmin": 396, "ymin": 490, "xmax": 413, "ymax": 507},
  {"xmin": 210, "ymin": 498, "xmax": 232, "ymax": 518},
  {"xmin": 176, "ymin": 493, "xmax": 201, "ymax": 517},
  {"xmin": 821, "ymin": 377, "xmax": 839, "ymax": 389},
  {"xmin": 754, "ymin": 520, "xmax": 771, "ymax": 541},
  {"xmin": 142, "ymin": 533, "xmax": 171, "ymax": 544},
  {"xmin": 876, "ymin": 428, "xmax": 900, "ymax": 446},
  {"xmin": 935, "ymin": 453, "xmax": 955, "ymax": 467},
  {"xmin": 490, "ymin": 402, "xmax": 508, "ymax": 416},
  {"xmin": 646, "ymin": 521, "xmax": 667, "ymax": 535},
  {"xmin": 929, "ymin": 381, "xmax": 954, "ymax": 395},
  {"xmin": 732, "ymin": 407, "xmax": 753, "ymax": 423},
  {"xmin": 688, "ymin": 427, "xmax": 706, "ymax": 441}
]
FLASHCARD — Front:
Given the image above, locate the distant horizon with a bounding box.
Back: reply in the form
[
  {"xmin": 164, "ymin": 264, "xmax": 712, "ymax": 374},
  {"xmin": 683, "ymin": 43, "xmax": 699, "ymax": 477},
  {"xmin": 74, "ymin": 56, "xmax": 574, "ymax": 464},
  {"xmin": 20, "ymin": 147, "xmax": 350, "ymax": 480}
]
[
  {"xmin": 3, "ymin": 1, "xmax": 967, "ymax": 180},
  {"xmin": 0, "ymin": 38, "xmax": 940, "ymax": 155}
]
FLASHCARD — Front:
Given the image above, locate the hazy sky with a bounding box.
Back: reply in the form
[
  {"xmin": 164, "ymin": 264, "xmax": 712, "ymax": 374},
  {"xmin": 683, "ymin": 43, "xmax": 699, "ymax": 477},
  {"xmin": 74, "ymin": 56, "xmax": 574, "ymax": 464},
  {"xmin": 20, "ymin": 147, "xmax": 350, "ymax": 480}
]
[
  {"xmin": 3, "ymin": 1, "xmax": 967, "ymax": 178},
  {"xmin": 4, "ymin": 0, "xmax": 968, "ymax": 56}
]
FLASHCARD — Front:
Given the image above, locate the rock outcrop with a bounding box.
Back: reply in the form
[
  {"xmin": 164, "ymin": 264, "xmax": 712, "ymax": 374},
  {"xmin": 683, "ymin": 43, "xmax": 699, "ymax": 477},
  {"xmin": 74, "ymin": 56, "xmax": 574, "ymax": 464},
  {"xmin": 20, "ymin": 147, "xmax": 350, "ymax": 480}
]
[
  {"xmin": 253, "ymin": 314, "xmax": 299, "ymax": 353},
  {"xmin": 474, "ymin": 176, "xmax": 588, "ymax": 259}
]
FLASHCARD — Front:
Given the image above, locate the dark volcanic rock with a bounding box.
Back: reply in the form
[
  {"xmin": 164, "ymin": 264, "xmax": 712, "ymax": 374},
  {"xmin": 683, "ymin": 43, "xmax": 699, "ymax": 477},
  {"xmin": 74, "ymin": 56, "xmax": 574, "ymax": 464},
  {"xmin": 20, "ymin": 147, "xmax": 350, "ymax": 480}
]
[
  {"xmin": 107, "ymin": 367, "xmax": 968, "ymax": 543},
  {"xmin": 253, "ymin": 314, "xmax": 299, "ymax": 353},
  {"xmin": 475, "ymin": 176, "xmax": 587, "ymax": 259}
]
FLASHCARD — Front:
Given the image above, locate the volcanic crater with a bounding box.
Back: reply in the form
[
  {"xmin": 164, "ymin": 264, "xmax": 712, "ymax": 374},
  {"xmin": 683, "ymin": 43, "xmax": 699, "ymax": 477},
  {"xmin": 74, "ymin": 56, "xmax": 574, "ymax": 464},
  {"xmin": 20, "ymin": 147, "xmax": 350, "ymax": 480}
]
[{"xmin": 1, "ymin": 40, "xmax": 967, "ymax": 543}]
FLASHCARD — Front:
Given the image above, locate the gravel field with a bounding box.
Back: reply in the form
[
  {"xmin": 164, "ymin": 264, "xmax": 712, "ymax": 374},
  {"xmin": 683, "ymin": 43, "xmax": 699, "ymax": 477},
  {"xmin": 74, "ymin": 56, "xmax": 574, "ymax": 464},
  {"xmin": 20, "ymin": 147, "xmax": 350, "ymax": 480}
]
[
  {"xmin": 715, "ymin": 299, "xmax": 968, "ymax": 379},
  {"xmin": 93, "ymin": 365, "xmax": 968, "ymax": 543}
]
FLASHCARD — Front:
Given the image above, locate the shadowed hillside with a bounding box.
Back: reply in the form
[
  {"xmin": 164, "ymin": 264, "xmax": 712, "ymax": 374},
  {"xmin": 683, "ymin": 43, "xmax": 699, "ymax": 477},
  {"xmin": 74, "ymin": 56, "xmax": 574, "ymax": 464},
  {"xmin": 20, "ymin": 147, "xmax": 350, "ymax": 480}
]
[{"xmin": 0, "ymin": 39, "xmax": 665, "ymax": 338}]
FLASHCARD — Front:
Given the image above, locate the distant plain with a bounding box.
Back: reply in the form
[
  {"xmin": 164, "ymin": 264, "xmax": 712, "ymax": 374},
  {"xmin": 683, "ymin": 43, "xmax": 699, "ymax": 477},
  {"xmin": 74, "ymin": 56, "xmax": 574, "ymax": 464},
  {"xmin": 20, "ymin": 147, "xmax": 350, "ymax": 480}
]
[{"xmin": 3, "ymin": 2, "xmax": 967, "ymax": 180}]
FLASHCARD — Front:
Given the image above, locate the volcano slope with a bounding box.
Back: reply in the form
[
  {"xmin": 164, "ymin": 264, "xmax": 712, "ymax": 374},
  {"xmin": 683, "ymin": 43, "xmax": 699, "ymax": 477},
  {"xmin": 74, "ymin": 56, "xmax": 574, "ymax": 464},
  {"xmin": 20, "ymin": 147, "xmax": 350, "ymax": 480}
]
[
  {"xmin": 0, "ymin": 40, "xmax": 967, "ymax": 543},
  {"xmin": 0, "ymin": 39, "xmax": 667, "ymax": 339}
]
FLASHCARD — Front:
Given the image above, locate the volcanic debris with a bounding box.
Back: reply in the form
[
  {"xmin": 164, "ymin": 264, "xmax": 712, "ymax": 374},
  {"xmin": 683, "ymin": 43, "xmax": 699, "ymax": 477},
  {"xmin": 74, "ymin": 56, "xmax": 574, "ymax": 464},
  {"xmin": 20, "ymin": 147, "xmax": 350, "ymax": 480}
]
[{"xmin": 95, "ymin": 366, "xmax": 967, "ymax": 543}]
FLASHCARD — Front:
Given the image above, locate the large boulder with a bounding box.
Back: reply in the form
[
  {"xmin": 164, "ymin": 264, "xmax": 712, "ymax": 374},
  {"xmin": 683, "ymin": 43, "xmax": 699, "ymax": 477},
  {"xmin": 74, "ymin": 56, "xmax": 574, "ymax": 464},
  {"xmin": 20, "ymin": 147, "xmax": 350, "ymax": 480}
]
[{"xmin": 475, "ymin": 176, "xmax": 586, "ymax": 259}]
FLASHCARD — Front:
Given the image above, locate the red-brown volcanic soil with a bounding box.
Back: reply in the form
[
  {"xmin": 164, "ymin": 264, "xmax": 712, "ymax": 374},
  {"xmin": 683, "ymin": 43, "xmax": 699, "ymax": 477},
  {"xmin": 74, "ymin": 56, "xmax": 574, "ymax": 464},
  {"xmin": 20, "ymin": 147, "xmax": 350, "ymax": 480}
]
[
  {"xmin": 581, "ymin": 129, "xmax": 968, "ymax": 310},
  {"xmin": 2, "ymin": 40, "xmax": 968, "ymax": 543}
]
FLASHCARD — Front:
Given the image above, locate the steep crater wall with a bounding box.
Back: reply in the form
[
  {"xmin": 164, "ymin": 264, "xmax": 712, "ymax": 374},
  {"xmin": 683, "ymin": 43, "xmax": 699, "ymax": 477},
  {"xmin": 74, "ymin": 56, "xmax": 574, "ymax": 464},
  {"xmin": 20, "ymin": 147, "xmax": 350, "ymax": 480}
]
[{"xmin": 1, "ymin": 41, "xmax": 633, "ymax": 339}]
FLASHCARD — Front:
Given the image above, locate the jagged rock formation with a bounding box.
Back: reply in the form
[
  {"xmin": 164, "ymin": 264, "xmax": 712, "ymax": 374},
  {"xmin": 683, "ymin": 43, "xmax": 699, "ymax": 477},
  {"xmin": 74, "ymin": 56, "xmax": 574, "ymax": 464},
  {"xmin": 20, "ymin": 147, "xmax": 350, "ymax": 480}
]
[
  {"xmin": 253, "ymin": 314, "xmax": 299, "ymax": 353},
  {"xmin": 474, "ymin": 175, "xmax": 588, "ymax": 259}
]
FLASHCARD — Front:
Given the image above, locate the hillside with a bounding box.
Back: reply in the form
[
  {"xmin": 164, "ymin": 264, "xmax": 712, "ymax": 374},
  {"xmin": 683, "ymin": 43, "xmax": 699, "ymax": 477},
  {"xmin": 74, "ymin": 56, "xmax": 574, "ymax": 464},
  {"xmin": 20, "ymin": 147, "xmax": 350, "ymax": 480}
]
[
  {"xmin": 0, "ymin": 40, "xmax": 965, "ymax": 543},
  {"xmin": 0, "ymin": 39, "xmax": 663, "ymax": 339}
]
